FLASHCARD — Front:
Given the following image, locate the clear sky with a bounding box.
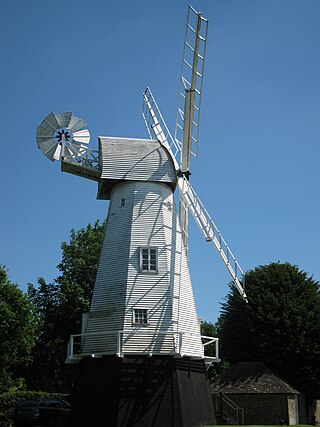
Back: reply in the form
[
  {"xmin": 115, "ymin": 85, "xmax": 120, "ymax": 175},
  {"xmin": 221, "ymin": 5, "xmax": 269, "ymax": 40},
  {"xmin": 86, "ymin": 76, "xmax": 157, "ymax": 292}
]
[{"xmin": 1, "ymin": 0, "xmax": 319, "ymax": 323}]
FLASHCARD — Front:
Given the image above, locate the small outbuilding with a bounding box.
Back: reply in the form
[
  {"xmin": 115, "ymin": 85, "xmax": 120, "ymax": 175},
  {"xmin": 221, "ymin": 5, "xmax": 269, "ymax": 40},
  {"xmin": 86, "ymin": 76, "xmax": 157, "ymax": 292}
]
[{"xmin": 211, "ymin": 362, "xmax": 307, "ymax": 425}]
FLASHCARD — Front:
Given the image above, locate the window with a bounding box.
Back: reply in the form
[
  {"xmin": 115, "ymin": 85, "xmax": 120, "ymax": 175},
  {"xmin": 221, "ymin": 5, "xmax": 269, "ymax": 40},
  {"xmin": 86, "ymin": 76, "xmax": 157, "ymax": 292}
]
[
  {"xmin": 120, "ymin": 197, "xmax": 126, "ymax": 207},
  {"xmin": 163, "ymin": 200, "xmax": 172, "ymax": 211},
  {"xmin": 133, "ymin": 309, "xmax": 148, "ymax": 325},
  {"xmin": 140, "ymin": 247, "xmax": 158, "ymax": 272}
]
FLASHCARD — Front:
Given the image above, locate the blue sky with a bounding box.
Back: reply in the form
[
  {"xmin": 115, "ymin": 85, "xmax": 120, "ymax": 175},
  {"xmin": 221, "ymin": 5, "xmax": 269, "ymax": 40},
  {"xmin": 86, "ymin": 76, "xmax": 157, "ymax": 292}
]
[{"xmin": 1, "ymin": 0, "xmax": 319, "ymax": 323}]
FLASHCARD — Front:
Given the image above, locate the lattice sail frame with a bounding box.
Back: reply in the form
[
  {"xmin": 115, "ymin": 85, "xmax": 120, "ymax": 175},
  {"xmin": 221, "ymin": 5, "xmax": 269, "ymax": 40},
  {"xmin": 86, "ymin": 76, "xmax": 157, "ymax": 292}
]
[
  {"xmin": 175, "ymin": 5, "xmax": 208, "ymax": 167},
  {"xmin": 141, "ymin": 5, "xmax": 247, "ymax": 301},
  {"xmin": 142, "ymin": 87, "xmax": 247, "ymax": 301}
]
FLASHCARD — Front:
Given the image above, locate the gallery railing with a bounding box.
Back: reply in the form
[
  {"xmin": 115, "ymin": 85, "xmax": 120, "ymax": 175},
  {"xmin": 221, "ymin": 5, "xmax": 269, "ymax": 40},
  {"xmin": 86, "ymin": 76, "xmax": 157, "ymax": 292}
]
[{"xmin": 66, "ymin": 329, "xmax": 219, "ymax": 366}]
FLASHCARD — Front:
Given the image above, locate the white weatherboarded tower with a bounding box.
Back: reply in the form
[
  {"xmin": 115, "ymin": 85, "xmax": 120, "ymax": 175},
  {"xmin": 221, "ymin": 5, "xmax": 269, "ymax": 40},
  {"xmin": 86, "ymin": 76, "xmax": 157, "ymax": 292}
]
[
  {"xmin": 36, "ymin": 6, "xmax": 247, "ymax": 427},
  {"xmin": 81, "ymin": 137, "xmax": 204, "ymax": 360}
]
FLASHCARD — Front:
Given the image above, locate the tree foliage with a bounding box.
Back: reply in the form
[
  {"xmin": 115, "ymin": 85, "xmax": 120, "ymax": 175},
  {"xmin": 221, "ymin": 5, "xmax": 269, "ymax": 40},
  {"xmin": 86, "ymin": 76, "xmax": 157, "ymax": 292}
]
[
  {"xmin": 56, "ymin": 220, "xmax": 104, "ymax": 300},
  {"xmin": 218, "ymin": 262, "xmax": 320, "ymax": 397},
  {"xmin": 0, "ymin": 266, "xmax": 36, "ymax": 393},
  {"xmin": 26, "ymin": 278, "xmax": 65, "ymax": 391},
  {"xmin": 27, "ymin": 220, "xmax": 104, "ymax": 392}
]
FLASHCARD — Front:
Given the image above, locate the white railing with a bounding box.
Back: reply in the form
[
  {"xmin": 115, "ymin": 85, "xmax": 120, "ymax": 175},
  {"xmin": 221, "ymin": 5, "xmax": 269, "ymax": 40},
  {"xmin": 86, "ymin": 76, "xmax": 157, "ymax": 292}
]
[
  {"xmin": 61, "ymin": 142, "xmax": 100, "ymax": 176},
  {"xmin": 66, "ymin": 329, "xmax": 219, "ymax": 365}
]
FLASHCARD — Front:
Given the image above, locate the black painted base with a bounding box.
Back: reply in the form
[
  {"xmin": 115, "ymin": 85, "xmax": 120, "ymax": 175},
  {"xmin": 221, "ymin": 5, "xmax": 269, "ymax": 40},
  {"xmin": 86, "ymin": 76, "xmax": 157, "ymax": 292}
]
[{"xmin": 69, "ymin": 355, "xmax": 216, "ymax": 427}]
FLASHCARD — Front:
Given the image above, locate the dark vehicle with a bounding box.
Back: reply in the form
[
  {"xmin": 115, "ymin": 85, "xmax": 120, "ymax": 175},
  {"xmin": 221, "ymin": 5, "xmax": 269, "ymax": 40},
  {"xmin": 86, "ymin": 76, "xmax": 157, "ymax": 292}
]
[{"xmin": 14, "ymin": 398, "xmax": 70, "ymax": 426}]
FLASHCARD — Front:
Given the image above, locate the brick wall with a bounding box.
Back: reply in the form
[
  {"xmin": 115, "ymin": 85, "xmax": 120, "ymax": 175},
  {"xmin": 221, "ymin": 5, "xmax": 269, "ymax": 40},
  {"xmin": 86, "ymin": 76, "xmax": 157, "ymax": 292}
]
[{"xmin": 227, "ymin": 393, "xmax": 289, "ymax": 425}]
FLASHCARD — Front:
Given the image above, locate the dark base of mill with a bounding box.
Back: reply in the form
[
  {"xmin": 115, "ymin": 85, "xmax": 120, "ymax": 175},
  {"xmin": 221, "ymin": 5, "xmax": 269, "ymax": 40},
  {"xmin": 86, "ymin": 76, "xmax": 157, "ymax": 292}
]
[{"xmin": 69, "ymin": 355, "xmax": 216, "ymax": 427}]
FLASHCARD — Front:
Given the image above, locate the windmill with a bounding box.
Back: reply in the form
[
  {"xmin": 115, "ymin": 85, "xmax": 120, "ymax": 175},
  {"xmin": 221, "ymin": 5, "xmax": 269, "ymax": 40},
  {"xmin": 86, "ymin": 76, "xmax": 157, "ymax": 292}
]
[{"xmin": 37, "ymin": 5, "xmax": 247, "ymax": 427}]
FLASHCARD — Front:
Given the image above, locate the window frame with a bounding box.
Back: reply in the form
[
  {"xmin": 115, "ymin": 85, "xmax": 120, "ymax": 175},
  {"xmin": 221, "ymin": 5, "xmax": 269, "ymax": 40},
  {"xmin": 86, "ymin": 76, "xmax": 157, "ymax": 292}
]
[
  {"xmin": 132, "ymin": 308, "xmax": 149, "ymax": 325},
  {"xmin": 139, "ymin": 246, "xmax": 158, "ymax": 273}
]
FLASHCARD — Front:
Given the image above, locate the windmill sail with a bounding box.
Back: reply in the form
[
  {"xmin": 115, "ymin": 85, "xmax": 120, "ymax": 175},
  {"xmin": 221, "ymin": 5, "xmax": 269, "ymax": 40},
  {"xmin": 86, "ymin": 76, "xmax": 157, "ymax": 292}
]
[
  {"xmin": 175, "ymin": 6, "xmax": 208, "ymax": 254},
  {"xmin": 178, "ymin": 176, "xmax": 247, "ymax": 301},
  {"xmin": 142, "ymin": 88, "xmax": 247, "ymax": 301},
  {"xmin": 175, "ymin": 5, "xmax": 208, "ymax": 167},
  {"xmin": 142, "ymin": 87, "xmax": 180, "ymax": 168}
]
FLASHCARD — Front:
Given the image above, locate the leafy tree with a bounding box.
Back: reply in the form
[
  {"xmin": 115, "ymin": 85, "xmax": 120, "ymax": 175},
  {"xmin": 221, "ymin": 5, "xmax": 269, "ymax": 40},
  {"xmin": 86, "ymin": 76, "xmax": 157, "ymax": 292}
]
[
  {"xmin": 218, "ymin": 262, "xmax": 320, "ymax": 397},
  {"xmin": 56, "ymin": 220, "xmax": 105, "ymax": 342},
  {"xmin": 56, "ymin": 220, "xmax": 105, "ymax": 300},
  {"xmin": 0, "ymin": 266, "xmax": 36, "ymax": 393},
  {"xmin": 26, "ymin": 278, "xmax": 65, "ymax": 391},
  {"xmin": 27, "ymin": 221, "xmax": 104, "ymax": 392}
]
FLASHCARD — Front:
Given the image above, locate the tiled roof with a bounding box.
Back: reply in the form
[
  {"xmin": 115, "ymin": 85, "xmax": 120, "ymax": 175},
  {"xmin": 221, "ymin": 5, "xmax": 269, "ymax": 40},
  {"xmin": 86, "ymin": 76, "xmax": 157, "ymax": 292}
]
[{"xmin": 211, "ymin": 362, "xmax": 299, "ymax": 394}]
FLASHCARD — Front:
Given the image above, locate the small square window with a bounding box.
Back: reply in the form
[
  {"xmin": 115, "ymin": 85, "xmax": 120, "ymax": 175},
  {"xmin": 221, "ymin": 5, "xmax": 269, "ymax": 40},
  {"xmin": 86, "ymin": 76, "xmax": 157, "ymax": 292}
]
[
  {"xmin": 133, "ymin": 309, "xmax": 148, "ymax": 325},
  {"xmin": 140, "ymin": 247, "xmax": 158, "ymax": 272},
  {"xmin": 164, "ymin": 201, "xmax": 172, "ymax": 211},
  {"xmin": 120, "ymin": 197, "xmax": 126, "ymax": 207}
]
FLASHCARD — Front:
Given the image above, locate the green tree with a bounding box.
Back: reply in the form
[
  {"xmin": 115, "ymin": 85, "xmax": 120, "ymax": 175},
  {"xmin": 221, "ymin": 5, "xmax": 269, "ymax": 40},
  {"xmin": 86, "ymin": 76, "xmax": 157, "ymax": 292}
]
[
  {"xmin": 56, "ymin": 220, "xmax": 105, "ymax": 344},
  {"xmin": 218, "ymin": 262, "xmax": 320, "ymax": 397},
  {"xmin": 56, "ymin": 220, "xmax": 105, "ymax": 300},
  {"xmin": 26, "ymin": 278, "xmax": 65, "ymax": 391},
  {"xmin": 27, "ymin": 221, "xmax": 104, "ymax": 392},
  {"xmin": 0, "ymin": 266, "xmax": 36, "ymax": 392}
]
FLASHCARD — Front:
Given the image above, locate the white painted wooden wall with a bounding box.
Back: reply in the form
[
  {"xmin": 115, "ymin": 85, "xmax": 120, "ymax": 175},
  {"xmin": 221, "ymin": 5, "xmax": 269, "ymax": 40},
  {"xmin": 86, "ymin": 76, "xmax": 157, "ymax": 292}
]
[{"xmin": 79, "ymin": 138, "xmax": 203, "ymax": 359}]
